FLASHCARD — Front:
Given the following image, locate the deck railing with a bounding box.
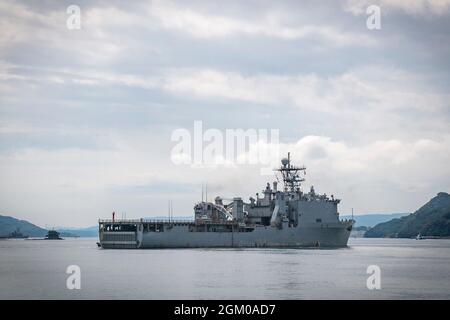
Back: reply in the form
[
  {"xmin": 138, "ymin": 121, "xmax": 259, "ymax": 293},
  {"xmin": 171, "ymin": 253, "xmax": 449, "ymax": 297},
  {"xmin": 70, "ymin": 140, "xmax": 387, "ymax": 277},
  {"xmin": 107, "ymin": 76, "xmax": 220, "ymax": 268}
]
[
  {"xmin": 98, "ymin": 218, "xmax": 195, "ymax": 224},
  {"xmin": 98, "ymin": 218, "xmax": 240, "ymax": 225}
]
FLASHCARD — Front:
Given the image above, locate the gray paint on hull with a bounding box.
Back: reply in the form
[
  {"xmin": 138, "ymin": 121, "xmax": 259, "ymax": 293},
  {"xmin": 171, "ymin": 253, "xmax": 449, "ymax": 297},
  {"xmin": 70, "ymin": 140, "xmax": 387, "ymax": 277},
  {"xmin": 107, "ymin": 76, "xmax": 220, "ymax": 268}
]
[{"xmin": 100, "ymin": 223, "xmax": 352, "ymax": 249}]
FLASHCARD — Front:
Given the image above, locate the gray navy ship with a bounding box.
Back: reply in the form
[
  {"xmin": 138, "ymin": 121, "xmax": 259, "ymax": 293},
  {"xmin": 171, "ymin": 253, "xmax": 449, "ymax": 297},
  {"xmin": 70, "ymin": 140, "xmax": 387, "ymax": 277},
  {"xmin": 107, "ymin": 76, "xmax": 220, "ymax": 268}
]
[{"xmin": 98, "ymin": 154, "xmax": 354, "ymax": 249}]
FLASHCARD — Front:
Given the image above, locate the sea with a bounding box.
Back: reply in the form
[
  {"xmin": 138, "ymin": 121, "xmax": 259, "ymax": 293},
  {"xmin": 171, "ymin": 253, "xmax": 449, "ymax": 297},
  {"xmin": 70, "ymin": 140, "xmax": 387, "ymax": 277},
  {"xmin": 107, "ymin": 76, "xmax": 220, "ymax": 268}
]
[{"xmin": 0, "ymin": 238, "xmax": 449, "ymax": 299}]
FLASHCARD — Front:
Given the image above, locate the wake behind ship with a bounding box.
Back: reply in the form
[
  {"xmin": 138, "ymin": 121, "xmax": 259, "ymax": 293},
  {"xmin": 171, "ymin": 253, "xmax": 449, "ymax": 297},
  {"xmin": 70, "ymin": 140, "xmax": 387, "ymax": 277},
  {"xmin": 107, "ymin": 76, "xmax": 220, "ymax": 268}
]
[{"xmin": 98, "ymin": 154, "xmax": 354, "ymax": 249}]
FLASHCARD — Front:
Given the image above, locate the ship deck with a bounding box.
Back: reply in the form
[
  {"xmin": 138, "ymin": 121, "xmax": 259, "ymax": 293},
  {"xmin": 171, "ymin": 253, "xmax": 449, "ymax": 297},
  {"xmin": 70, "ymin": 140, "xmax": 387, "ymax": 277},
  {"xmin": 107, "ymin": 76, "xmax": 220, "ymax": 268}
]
[{"xmin": 98, "ymin": 218, "xmax": 242, "ymax": 226}]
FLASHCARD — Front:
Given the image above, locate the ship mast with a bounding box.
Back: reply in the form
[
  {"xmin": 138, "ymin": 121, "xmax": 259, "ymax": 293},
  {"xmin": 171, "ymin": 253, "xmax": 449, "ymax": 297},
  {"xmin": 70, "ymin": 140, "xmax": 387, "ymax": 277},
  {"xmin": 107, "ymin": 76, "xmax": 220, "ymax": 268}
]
[{"xmin": 274, "ymin": 152, "xmax": 306, "ymax": 193}]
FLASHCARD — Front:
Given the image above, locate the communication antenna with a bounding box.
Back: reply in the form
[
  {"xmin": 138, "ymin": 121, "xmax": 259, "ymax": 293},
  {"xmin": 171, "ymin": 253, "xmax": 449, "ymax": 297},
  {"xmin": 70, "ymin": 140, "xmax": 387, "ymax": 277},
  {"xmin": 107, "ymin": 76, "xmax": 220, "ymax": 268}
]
[
  {"xmin": 274, "ymin": 152, "xmax": 306, "ymax": 192},
  {"xmin": 352, "ymin": 208, "xmax": 354, "ymax": 221},
  {"xmin": 206, "ymin": 183, "xmax": 208, "ymax": 203},
  {"xmin": 201, "ymin": 183, "xmax": 204, "ymax": 202}
]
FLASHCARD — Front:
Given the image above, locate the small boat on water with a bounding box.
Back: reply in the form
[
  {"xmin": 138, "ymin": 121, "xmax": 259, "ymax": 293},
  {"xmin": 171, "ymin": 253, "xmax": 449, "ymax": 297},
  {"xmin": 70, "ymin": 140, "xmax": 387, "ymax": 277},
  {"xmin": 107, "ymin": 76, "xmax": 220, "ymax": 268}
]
[
  {"xmin": 416, "ymin": 233, "xmax": 424, "ymax": 240},
  {"xmin": 24, "ymin": 230, "xmax": 64, "ymax": 241},
  {"xmin": 45, "ymin": 230, "xmax": 63, "ymax": 240},
  {"xmin": 0, "ymin": 228, "xmax": 29, "ymax": 239}
]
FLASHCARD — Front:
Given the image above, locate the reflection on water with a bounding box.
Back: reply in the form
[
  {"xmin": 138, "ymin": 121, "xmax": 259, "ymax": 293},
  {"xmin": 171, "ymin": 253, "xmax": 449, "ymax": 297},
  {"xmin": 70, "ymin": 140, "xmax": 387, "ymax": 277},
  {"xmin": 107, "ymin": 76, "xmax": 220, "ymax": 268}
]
[{"xmin": 0, "ymin": 238, "xmax": 449, "ymax": 299}]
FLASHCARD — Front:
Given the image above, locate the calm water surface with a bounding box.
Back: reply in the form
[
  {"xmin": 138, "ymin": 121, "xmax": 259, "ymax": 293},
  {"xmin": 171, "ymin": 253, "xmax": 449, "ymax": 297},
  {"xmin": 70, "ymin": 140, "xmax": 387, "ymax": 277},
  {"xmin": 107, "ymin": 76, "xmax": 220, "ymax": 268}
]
[{"xmin": 1, "ymin": 238, "xmax": 449, "ymax": 299}]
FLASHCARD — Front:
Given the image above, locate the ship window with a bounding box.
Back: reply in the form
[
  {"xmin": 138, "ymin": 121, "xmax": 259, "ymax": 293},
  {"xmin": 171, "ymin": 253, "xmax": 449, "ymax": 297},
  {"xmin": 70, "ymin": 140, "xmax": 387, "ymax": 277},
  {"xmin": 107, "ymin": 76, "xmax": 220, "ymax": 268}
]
[{"xmin": 316, "ymin": 218, "xmax": 322, "ymax": 223}]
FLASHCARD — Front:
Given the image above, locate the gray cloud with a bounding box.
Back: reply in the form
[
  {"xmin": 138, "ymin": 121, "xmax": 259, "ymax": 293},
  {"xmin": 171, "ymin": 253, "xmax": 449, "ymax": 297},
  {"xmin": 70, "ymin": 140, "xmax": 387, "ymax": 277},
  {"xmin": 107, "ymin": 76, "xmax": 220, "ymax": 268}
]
[{"xmin": 0, "ymin": 0, "xmax": 449, "ymax": 227}]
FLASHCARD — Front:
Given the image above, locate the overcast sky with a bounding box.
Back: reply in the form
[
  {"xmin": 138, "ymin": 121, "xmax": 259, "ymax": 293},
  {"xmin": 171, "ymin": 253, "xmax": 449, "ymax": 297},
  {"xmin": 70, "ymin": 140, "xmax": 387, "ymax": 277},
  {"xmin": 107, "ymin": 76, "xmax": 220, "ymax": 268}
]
[{"xmin": 0, "ymin": 0, "xmax": 449, "ymax": 227}]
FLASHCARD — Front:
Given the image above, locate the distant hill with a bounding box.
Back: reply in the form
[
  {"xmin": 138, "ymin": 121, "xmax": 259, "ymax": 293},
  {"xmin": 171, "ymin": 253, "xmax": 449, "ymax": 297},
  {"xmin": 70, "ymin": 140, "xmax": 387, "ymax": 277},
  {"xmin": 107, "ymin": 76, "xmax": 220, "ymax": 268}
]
[
  {"xmin": 341, "ymin": 213, "xmax": 409, "ymax": 227},
  {"xmin": 0, "ymin": 213, "xmax": 194, "ymax": 238},
  {"xmin": 0, "ymin": 215, "xmax": 48, "ymax": 237},
  {"xmin": 365, "ymin": 192, "xmax": 450, "ymax": 238},
  {"xmin": 0, "ymin": 214, "xmax": 96, "ymax": 238}
]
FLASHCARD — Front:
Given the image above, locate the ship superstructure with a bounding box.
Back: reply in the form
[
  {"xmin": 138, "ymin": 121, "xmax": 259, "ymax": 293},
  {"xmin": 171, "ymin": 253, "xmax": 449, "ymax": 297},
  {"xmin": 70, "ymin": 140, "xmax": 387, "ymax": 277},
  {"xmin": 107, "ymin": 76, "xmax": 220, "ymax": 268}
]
[{"xmin": 98, "ymin": 154, "xmax": 354, "ymax": 248}]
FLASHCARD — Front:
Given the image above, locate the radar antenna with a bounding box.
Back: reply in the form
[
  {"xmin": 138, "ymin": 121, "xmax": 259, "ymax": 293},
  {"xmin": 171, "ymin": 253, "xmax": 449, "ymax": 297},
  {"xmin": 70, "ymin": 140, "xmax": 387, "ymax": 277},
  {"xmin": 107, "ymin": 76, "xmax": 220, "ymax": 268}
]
[{"xmin": 274, "ymin": 152, "xmax": 306, "ymax": 192}]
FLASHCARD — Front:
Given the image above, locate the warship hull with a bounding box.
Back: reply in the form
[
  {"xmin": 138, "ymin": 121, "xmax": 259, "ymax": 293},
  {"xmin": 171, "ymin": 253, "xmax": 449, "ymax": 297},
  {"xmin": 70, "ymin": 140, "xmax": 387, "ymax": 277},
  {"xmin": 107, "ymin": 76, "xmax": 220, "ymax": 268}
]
[{"xmin": 98, "ymin": 220, "xmax": 353, "ymax": 249}]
